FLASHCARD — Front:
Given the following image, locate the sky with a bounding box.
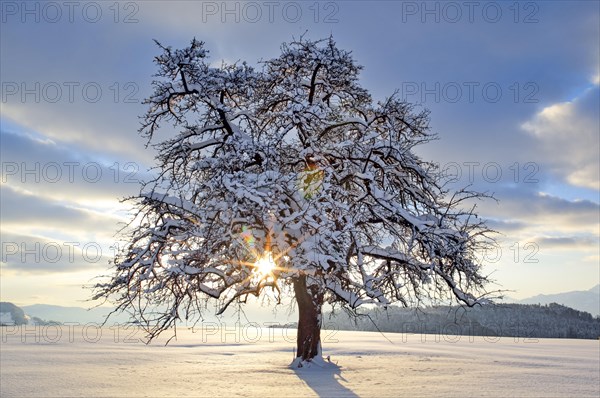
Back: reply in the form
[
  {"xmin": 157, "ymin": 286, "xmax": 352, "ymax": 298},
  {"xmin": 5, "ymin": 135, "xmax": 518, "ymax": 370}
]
[{"xmin": 1, "ymin": 0, "xmax": 599, "ymax": 309}]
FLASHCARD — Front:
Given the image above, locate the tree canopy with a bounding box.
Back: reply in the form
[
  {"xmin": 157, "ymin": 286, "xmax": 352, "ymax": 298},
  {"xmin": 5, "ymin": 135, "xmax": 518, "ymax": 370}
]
[{"xmin": 93, "ymin": 37, "xmax": 498, "ymax": 348}]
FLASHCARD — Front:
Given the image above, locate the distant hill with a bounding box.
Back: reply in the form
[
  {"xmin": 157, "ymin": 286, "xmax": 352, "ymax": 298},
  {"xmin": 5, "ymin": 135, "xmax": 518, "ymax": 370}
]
[
  {"xmin": 326, "ymin": 302, "xmax": 600, "ymax": 339},
  {"xmin": 19, "ymin": 303, "xmax": 289, "ymax": 325},
  {"xmin": 516, "ymin": 285, "xmax": 600, "ymax": 317},
  {"xmin": 0, "ymin": 302, "xmax": 27, "ymax": 325},
  {"xmin": 9, "ymin": 284, "xmax": 600, "ymax": 329},
  {"xmin": 22, "ymin": 304, "xmax": 133, "ymax": 324}
]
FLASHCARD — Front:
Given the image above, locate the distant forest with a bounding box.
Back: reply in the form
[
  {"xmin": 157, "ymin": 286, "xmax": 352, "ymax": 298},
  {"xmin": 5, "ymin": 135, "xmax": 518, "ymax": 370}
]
[{"xmin": 325, "ymin": 303, "xmax": 600, "ymax": 340}]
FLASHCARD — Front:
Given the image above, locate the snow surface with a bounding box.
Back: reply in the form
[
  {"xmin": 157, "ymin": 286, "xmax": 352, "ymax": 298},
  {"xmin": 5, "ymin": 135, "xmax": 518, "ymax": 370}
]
[{"xmin": 1, "ymin": 327, "xmax": 598, "ymax": 397}]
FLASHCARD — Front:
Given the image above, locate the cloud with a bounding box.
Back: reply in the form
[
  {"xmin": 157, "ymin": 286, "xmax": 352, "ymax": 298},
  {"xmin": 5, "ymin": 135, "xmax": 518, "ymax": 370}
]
[
  {"xmin": 0, "ymin": 185, "xmax": 127, "ymax": 276},
  {"xmin": 475, "ymin": 186, "xmax": 600, "ymax": 241},
  {"xmin": 0, "ymin": 231, "xmax": 111, "ymax": 274},
  {"xmin": 0, "ymin": 129, "xmax": 152, "ymax": 204},
  {"xmin": 533, "ymin": 236, "xmax": 599, "ymax": 250},
  {"xmin": 0, "ymin": 184, "xmax": 124, "ymax": 237},
  {"xmin": 1, "ymin": 101, "xmax": 153, "ymax": 164},
  {"xmin": 522, "ymin": 86, "xmax": 599, "ymax": 190},
  {"xmin": 486, "ymin": 219, "xmax": 529, "ymax": 233}
]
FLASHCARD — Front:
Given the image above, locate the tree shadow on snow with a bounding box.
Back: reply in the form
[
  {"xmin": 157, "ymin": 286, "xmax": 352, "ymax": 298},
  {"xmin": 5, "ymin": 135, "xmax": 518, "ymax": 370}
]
[{"xmin": 292, "ymin": 361, "xmax": 358, "ymax": 398}]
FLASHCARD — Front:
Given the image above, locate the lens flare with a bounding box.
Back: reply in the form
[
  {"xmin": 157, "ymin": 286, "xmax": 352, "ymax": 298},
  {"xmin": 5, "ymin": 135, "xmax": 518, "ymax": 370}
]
[
  {"xmin": 254, "ymin": 251, "xmax": 275, "ymax": 277},
  {"xmin": 240, "ymin": 225, "xmax": 256, "ymax": 248}
]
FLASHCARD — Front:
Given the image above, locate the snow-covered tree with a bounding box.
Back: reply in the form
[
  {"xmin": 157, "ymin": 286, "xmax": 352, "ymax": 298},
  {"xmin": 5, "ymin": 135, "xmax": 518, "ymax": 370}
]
[{"xmin": 93, "ymin": 37, "xmax": 497, "ymax": 364}]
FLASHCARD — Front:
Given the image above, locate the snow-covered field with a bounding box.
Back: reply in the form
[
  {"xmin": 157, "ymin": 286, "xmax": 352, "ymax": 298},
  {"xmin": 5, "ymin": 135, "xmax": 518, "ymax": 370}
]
[{"xmin": 1, "ymin": 326, "xmax": 598, "ymax": 397}]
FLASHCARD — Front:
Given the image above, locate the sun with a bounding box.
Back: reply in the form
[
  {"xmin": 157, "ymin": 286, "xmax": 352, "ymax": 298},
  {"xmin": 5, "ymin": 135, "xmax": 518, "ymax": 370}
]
[{"xmin": 254, "ymin": 251, "xmax": 276, "ymax": 277}]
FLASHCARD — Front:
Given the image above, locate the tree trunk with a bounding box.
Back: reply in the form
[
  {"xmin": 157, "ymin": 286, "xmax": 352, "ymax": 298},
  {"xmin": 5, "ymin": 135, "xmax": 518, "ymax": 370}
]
[{"xmin": 293, "ymin": 275, "xmax": 324, "ymax": 361}]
